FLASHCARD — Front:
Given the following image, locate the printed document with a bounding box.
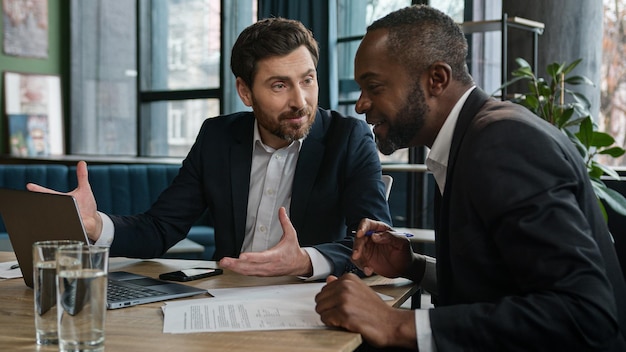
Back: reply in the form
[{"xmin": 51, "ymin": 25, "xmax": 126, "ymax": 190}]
[{"xmin": 162, "ymin": 283, "xmax": 327, "ymax": 333}]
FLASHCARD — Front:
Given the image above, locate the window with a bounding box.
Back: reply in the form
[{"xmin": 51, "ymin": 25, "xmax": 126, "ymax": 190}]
[
  {"xmin": 600, "ymin": 0, "xmax": 626, "ymax": 167},
  {"xmin": 70, "ymin": 0, "xmax": 256, "ymax": 157},
  {"xmin": 70, "ymin": 0, "xmax": 138, "ymax": 156}
]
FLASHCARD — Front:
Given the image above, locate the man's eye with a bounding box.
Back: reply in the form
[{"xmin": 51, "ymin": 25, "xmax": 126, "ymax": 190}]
[{"xmin": 367, "ymin": 85, "xmax": 382, "ymax": 94}]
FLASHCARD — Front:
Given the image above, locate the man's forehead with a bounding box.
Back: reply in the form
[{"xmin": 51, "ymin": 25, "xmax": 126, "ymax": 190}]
[
  {"xmin": 355, "ymin": 31, "xmax": 392, "ymax": 78},
  {"xmin": 256, "ymin": 47, "xmax": 316, "ymax": 79}
]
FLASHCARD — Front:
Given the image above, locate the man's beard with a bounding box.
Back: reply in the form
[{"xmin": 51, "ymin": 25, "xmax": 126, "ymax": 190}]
[
  {"xmin": 253, "ymin": 101, "xmax": 316, "ymax": 143},
  {"xmin": 377, "ymin": 83, "xmax": 428, "ymax": 155}
]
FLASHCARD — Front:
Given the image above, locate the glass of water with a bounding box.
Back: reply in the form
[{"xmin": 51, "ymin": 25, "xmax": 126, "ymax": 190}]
[
  {"xmin": 56, "ymin": 244, "xmax": 109, "ymax": 352},
  {"xmin": 32, "ymin": 240, "xmax": 84, "ymax": 345}
]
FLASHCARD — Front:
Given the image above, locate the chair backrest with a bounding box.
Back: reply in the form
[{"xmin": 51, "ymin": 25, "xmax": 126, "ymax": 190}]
[{"xmin": 382, "ymin": 175, "xmax": 393, "ymax": 201}]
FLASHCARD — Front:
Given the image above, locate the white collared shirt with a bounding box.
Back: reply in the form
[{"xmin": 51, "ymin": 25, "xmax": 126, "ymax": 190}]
[
  {"xmin": 426, "ymin": 86, "xmax": 476, "ymax": 194},
  {"xmin": 243, "ymin": 120, "xmax": 332, "ymax": 280},
  {"xmin": 241, "ymin": 121, "xmax": 301, "ymax": 252}
]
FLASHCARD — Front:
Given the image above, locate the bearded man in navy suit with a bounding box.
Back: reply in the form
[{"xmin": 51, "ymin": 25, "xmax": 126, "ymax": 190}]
[{"xmin": 28, "ymin": 18, "xmax": 391, "ymax": 280}]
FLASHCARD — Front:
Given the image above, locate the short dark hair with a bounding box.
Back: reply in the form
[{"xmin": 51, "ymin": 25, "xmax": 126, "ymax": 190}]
[
  {"xmin": 230, "ymin": 17, "xmax": 320, "ymax": 88},
  {"xmin": 368, "ymin": 5, "xmax": 473, "ymax": 85}
]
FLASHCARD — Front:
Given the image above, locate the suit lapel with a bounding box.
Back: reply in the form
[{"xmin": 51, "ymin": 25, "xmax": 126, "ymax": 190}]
[
  {"xmin": 445, "ymin": 88, "xmax": 490, "ymax": 189},
  {"xmin": 435, "ymin": 88, "xmax": 489, "ymax": 304},
  {"xmin": 435, "ymin": 88, "xmax": 489, "ymax": 230},
  {"xmin": 230, "ymin": 116, "xmax": 255, "ymax": 253},
  {"xmin": 290, "ymin": 109, "xmax": 326, "ymax": 229}
]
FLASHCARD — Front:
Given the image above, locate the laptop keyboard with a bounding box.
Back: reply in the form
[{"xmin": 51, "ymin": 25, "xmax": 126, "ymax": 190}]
[{"xmin": 107, "ymin": 281, "xmax": 164, "ymax": 301}]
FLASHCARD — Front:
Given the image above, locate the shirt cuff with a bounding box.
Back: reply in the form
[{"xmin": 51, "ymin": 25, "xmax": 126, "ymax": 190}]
[
  {"xmin": 421, "ymin": 255, "xmax": 437, "ymax": 296},
  {"xmin": 416, "ymin": 309, "xmax": 436, "ymax": 352},
  {"xmin": 94, "ymin": 211, "xmax": 114, "ymax": 247},
  {"xmin": 299, "ymin": 247, "xmax": 332, "ymax": 281}
]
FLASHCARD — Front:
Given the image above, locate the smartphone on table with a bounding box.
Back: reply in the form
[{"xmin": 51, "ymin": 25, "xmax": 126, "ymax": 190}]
[{"xmin": 159, "ymin": 267, "xmax": 223, "ymax": 282}]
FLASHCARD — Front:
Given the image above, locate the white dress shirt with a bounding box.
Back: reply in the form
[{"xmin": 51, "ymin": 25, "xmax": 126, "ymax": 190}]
[{"xmin": 243, "ymin": 121, "xmax": 332, "ymax": 279}]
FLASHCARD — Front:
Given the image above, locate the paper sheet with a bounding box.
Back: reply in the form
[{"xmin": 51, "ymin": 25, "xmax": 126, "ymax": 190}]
[
  {"xmin": 162, "ymin": 282, "xmax": 393, "ymax": 334},
  {"xmin": 162, "ymin": 297, "xmax": 326, "ymax": 333},
  {"xmin": 162, "ymin": 283, "xmax": 327, "ymax": 333},
  {"xmin": 0, "ymin": 260, "xmax": 22, "ymax": 279}
]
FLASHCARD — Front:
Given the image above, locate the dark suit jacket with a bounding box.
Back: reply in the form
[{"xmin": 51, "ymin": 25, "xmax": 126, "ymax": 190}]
[
  {"xmin": 429, "ymin": 89, "xmax": 626, "ymax": 351},
  {"xmin": 108, "ymin": 108, "xmax": 391, "ymax": 276}
]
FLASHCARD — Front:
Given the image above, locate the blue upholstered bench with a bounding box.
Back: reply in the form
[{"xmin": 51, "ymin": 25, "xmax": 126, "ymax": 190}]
[{"xmin": 0, "ymin": 164, "xmax": 215, "ymax": 260}]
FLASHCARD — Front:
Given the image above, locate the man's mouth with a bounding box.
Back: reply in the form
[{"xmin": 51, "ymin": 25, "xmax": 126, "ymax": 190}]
[
  {"xmin": 368, "ymin": 119, "xmax": 385, "ymax": 132},
  {"xmin": 283, "ymin": 115, "xmax": 308, "ymax": 125}
]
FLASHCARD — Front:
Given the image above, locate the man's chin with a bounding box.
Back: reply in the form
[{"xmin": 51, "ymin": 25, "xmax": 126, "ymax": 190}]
[
  {"xmin": 284, "ymin": 121, "xmax": 313, "ymax": 140},
  {"xmin": 377, "ymin": 140, "xmax": 399, "ymax": 155},
  {"xmin": 284, "ymin": 130, "xmax": 309, "ymax": 141}
]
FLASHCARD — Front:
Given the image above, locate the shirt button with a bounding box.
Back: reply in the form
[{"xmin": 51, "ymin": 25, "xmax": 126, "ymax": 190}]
[
  {"xmin": 267, "ymin": 188, "xmax": 275, "ymax": 195},
  {"xmin": 259, "ymin": 225, "xmax": 267, "ymax": 233}
]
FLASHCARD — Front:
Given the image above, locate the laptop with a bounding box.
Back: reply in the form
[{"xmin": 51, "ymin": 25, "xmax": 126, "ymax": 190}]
[{"xmin": 0, "ymin": 188, "xmax": 208, "ymax": 309}]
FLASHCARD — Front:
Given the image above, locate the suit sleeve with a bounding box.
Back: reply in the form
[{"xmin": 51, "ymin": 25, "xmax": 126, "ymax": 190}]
[
  {"xmin": 311, "ymin": 116, "xmax": 392, "ymax": 276},
  {"xmin": 108, "ymin": 121, "xmax": 210, "ymax": 258}
]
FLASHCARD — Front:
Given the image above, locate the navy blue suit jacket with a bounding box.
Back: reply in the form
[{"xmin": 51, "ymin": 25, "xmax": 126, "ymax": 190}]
[
  {"xmin": 429, "ymin": 89, "xmax": 626, "ymax": 351},
  {"xmin": 109, "ymin": 108, "xmax": 392, "ymax": 276}
]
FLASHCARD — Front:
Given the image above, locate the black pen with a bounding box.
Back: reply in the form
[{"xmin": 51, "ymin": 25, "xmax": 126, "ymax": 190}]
[
  {"xmin": 352, "ymin": 230, "xmax": 414, "ymax": 238},
  {"xmin": 10, "ymin": 264, "xmax": 19, "ymax": 270}
]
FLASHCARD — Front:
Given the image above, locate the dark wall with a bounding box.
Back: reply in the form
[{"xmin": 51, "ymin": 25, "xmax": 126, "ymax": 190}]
[{"xmin": 503, "ymin": 0, "xmax": 603, "ymax": 118}]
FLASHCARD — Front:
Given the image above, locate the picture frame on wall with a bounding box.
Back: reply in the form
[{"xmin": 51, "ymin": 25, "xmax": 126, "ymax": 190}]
[
  {"xmin": 2, "ymin": 0, "xmax": 49, "ymax": 58},
  {"xmin": 4, "ymin": 71, "xmax": 64, "ymax": 157}
]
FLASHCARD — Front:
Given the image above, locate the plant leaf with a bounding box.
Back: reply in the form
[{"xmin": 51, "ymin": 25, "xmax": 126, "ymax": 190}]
[
  {"xmin": 515, "ymin": 57, "xmax": 531, "ymax": 68},
  {"xmin": 599, "ymin": 146, "xmax": 626, "ymax": 158},
  {"xmin": 556, "ymin": 108, "xmax": 575, "ymax": 128},
  {"xmin": 564, "ymin": 75, "xmax": 594, "ymax": 86},
  {"xmin": 570, "ymin": 91, "xmax": 592, "ymax": 110},
  {"xmin": 562, "ymin": 58, "xmax": 582, "ymax": 75},
  {"xmin": 562, "ymin": 116, "xmax": 588, "ymax": 129},
  {"xmin": 589, "ymin": 163, "xmax": 604, "ymax": 179},
  {"xmin": 593, "ymin": 161, "xmax": 621, "ymax": 180},
  {"xmin": 512, "ymin": 66, "xmax": 534, "ymax": 78},
  {"xmin": 575, "ymin": 117, "xmax": 593, "ymax": 148},
  {"xmin": 594, "ymin": 180, "xmax": 626, "ymax": 216},
  {"xmin": 590, "ymin": 131, "xmax": 616, "ymax": 148},
  {"xmin": 546, "ymin": 62, "xmax": 563, "ymax": 80},
  {"xmin": 525, "ymin": 95, "xmax": 539, "ymax": 110}
]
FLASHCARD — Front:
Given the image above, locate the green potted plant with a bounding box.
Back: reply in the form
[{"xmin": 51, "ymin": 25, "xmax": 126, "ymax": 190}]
[{"xmin": 496, "ymin": 58, "xmax": 626, "ymax": 220}]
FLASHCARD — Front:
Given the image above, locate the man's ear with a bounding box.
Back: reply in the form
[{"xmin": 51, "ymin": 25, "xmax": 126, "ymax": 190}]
[
  {"xmin": 236, "ymin": 77, "xmax": 253, "ymax": 107},
  {"xmin": 427, "ymin": 61, "xmax": 451, "ymax": 97}
]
